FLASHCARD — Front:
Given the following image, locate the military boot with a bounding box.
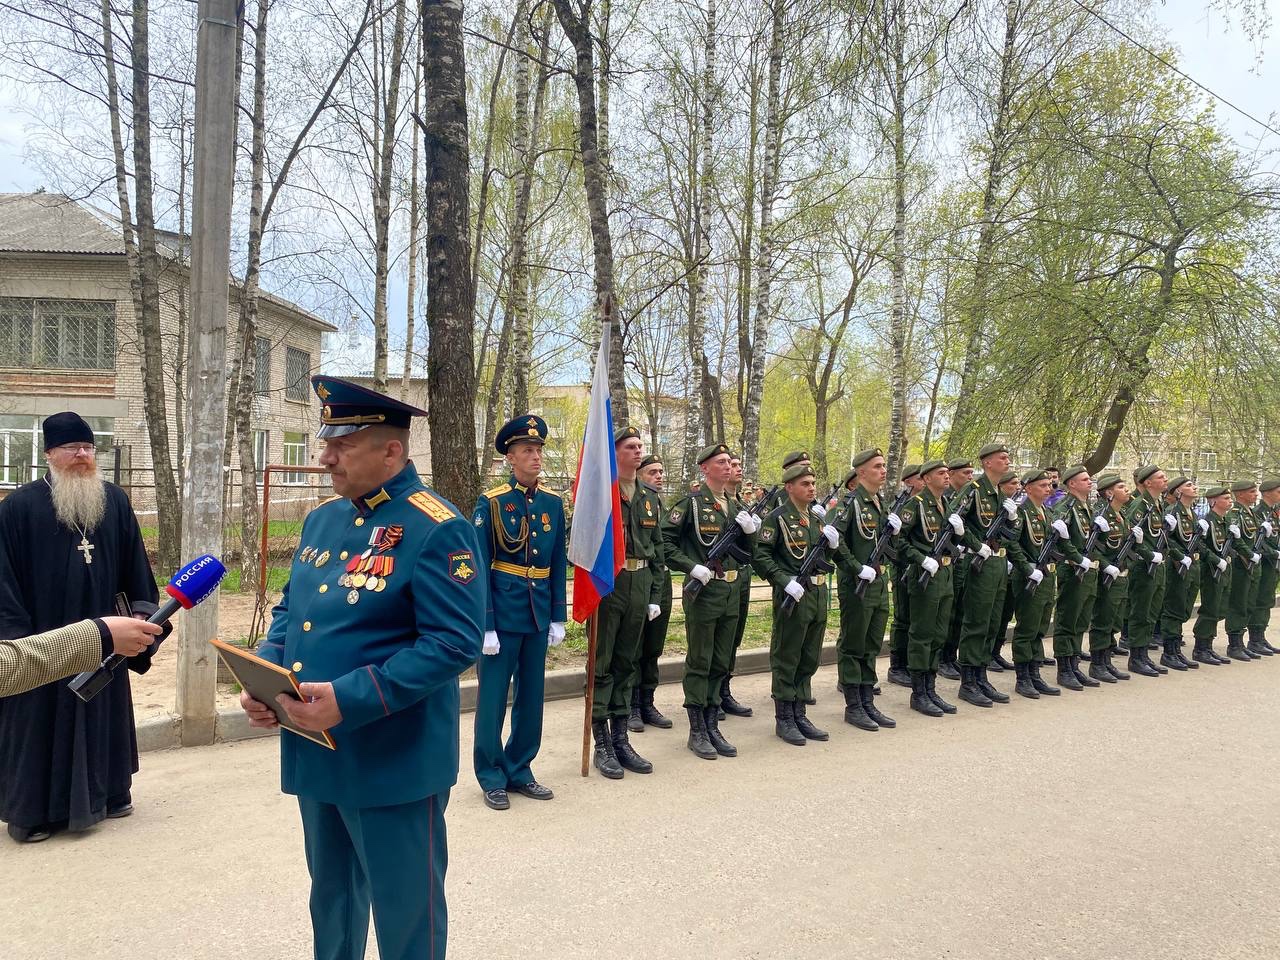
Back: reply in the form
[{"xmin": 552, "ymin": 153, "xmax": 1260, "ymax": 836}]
[
  {"xmin": 640, "ymin": 689, "xmax": 673, "ymax": 728},
  {"xmin": 887, "ymin": 649, "xmax": 912, "ymax": 688},
  {"xmin": 1088, "ymin": 652, "xmax": 1118, "ymax": 683},
  {"xmin": 1056, "ymin": 656, "xmax": 1083, "ymax": 691},
  {"xmin": 1014, "ymin": 662, "xmax": 1039, "ymax": 699},
  {"xmin": 1072, "ymin": 655, "xmax": 1099, "ymax": 687},
  {"xmin": 685, "ymin": 706, "xmax": 717, "ymax": 760},
  {"xmin": 843, "ymin": 684, "xmax": 878, "ymax": 731},
  {"xmin": 1128, "ymin": 645, "xmax": 1160, "ymax": 677},
  {"xmin": 1191, "ymin": 639, "xmax": 1220, "ymax": 666},
  {"xmin": 1206, "ymin": 639, "xmax": 1231, "ymax": 665},
  {"xmin": 937, "ymin": 644, "xmax": 962, "ymax": 681},
  {"xmin": 909, "ymin": 671, "xmax": 943, "ymax": 717},
  {"xmin": 861, "ymin": 684, "xmax": 896, "ymax": 727},
  {"xmin": 1160, "ymin": 638, "xmax": 1189, "ymax": 671},
  {"xmin": 774, "ymin": 699, "xmax": 806, "ymax": 745},
  {"xmin": 592, "ymin": 718, "xmax": 624, "ymax": 779},
  {"xmin": 793, "ymin": 701, "xmax": 829, "ymax": 741},
  {"xmin": 610, "ymin": 716, "xmax": 653, "ymax": 774},
  {"xmin": 1104, "ymin": 649, "xmax": 1130, "ymax": 680},
  {"xmin": 720, "ymin": 676, "xmax": 753, "ymax": 717},
  {"xmin": 703, "ymin": 706, "xmax": 737, "ymax": 757},
  {"xmin": 628, "ymin": 688, "xmax": 644, "ymax": 733},
  {"xmin": 1260, "ymin": 629, "xmax": 1280, "ymax": 655},
  {"xmin": 926, "ymin": 671, "xmax": 958, "ymax": 713},
  {"xmin": 1227, "ymin": 632, "xmax": 1252, "ymax": 662},
  {"xmin": 977, "ymin": 666, "xmax": 1010, "ymax": 703},
  {"xmin": 1029, "ymin": 661, "xmax": 1061, "ymax": 695},
  {"xmin": 1038, "ymin": 634, "xmax": 1054, "ymax": 666},
  {"xmin": 1174, "ymin": 637, "xmax": 1198, "ymax": 669},
  {"xmin": 990, "ymin": 638, "xmax": 1014, "ymax": 672},
  {"xmin": 1247, "ymin": 627, "xmax": 1274, "ymax": 657},
  {"xmin": 957, "ymin": 664, "xmax": 993, "ymax": 707}
]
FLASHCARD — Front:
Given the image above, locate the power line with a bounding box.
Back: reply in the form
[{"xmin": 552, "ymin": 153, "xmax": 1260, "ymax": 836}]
[{"xmin": 1070, "ymin": 0, "xmax": 1280, "ymax": 141}]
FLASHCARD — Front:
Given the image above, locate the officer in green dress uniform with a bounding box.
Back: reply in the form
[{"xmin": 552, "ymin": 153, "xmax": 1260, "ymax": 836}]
[
  {"xmin": 663, "ymin": 443, "xmax": 759, "ymax": 759},
  {"xmin": 895, "ymin": 460, "xmax": 963, "ymax": 716},
  {"xmin": 987, "ymin": 470, "xmax": 1022, "ymax": 673},
  {"xmin": 1007, "ymin": 469, "xmax": 1062, "ymax": 699},
  {"xmin": 1084, "ymin": 474, "xmax": 1133, "ymax": 681},
  {"xmin": 953, "ymin": 444, "xmax": 1018, "ymax": 707},
  {"xmin": 630, "ymin": 454, "xmax": 675, "ymax": 731},
  {"xmin": 1156, "ymin": 477, "xmax": 1204, "ymax": 671},
  {"xmin": 1193, "ymin": 486, "xmax": 1235, "ymax": 663},
  {"xmin": 241, "ymin": 376, "xmax": 484, "ymax": 960},
  {"xmin": 1249, "ymin": 477, "xmax": 1280, "ymax": 654},
  {"xmin": 1123, "ymin": 465, "xmax": 1169, "ymax": 677},
  {"xmin": 886, "ymin": 463, "xmax": 924, "ymax": 688},
  {"xmin": 832, "ymin": 448, "xmax": 901, "ymax": 731},
  {"xmin": 471, "ymin": 415, "xmax": 567, "ymax": 810},
  {"xmin": 720, "ymin": 452, "xmax": 758, "ymax": 719},
  {"xmin": 1047, "ymin": 465, "xmax": 1105, "ymax": 691},
  {"xmin": 754, "ymin": 463, "xmax": 838, "ymax": 745},
  {"xmin": 1225, "ymin": 479, "xmax": 1267, "ymax": 660},
  {"xmin": 938, "ymin": 458, "xmax": 974, "ymax": 682},
  {"xmin": 588, "ymin": 426, "xmax": 664, "ymax": 779}
]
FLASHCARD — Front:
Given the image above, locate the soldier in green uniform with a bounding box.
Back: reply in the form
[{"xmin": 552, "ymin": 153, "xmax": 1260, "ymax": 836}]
[
  {"xmin": 1193, "ymin": 486, "xmax": 1235, "ymax": 664},
  {"xmin": 1085, "ymin": 475, "xmax": 1132, "ymax": 682},
  {"xmin": 663, "ymin": 443, "xmax": 759, "ymax": 759},
  {"xmin": 987, "ymin": 470, "xmax": 1022, "ymax": 673},
  {"xmin": 895, "ymin": 460, "xmax": 963, "ymax": 716},
  {"xmin": 1226, "ymin": 480, "xmax": 1266, "ymax": 660},
  {"xmin": 1007, "ymin": 469, "xmax": 1061, "ymax": 699},
  {"xmin": 938, "ymin": 458, "xmax": 974, "ymax": 681},
  {"xmin": 720, "ymin": 453, "xmax": 757, "ymax": 719},
  {"xmin": 832, "ymin": 448, "xmax": 901, "ymax": 731},
  {"xmin": 630, "ymin": 454, "xmax": 674, "ymax": 731},
  {"xmin": 1048, "ymin": 465, "xmax": 1104, "ymax": 691},
  {"xmin": 886, "ymin": 463, "xmax": 923, "ymax": 688},
  {"xmin": 953, "ymin": 444, "xmax": 1018, "ymax": 707},
  {"xmin": 1249, "ymin": 477, "xmax": 1280, "ymax": 654},
  {"xmin": 1156, "ymin": 477, "xmax": 1204, "ymax": 671},
  {"xmin": 589, "ymin": 426, "xmax": 665, "ymax": 779},
  {"xmin": 1123, "ymin": 465, "xmax": 1169, "ymax": 677}
]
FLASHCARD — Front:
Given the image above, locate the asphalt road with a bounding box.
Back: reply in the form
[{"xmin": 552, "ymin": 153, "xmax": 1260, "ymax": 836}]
[{"xmin": 3, "ymin": 642, "xmax": 1279, "ymax": 960}]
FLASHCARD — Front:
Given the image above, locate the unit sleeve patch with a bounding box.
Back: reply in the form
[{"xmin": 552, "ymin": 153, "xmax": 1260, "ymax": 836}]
[{"xmin": 449, "ymin": 550, "xmax": 477, "ymax": 584}]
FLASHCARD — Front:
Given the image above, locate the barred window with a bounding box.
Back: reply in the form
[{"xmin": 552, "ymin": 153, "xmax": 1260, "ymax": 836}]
[
  {"xmin": 0, "ymin": 297, "xmax": 115, "ymax": 370},
  {"xmin": 254, "ymin": 336, "xmax": 271, "ymax": 395},
  {"xmin": 285, "ymin": 346, "xmax": 310, "ymax": 402}
]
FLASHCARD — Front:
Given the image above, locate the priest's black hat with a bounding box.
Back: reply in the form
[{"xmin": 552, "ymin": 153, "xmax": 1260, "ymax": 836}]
[{"xmin": 42, "ymin": 412, "xmax": 95, "ymax": 451}]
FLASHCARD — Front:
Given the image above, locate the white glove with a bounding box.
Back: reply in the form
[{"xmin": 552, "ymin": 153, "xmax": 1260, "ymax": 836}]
[
  {"xmin": 921, "ymin": 556, "xmax": 940, "ymax": 576},
  {"xmin": 482, "ymin": 631, "xmax": 500, "ymax": 656},
  {"xmin": 1002, "ymin": 498, "xmax": 1018, "ymax": 519},
  {"xmin": 1029, "ymin": 568, "xmax": 1044, "ymax": 584},
  {"xmin": 1217, "ymin": 557, "xmax": 1229, "ymax": 572},
  {"xmin": 886, "ymin": 513, "xmax": 902, "ymax": 533},
  {"xmin": 822, "ymin": 524, "xmax": 839, "ymax": 548},
  {"xmin": 1164, "ymin": 513, "xmax": 1178, "ymax": 530},
  {"xmin": 735, "ymin": 510, "xmax": 759, "ymax": 534},
  {"xmin": 1051, "ymin": 518, "xmax": 1069, "ymax": 538},
  {"xmin": 690, "ymin": 564, "xmax": 712, "ymax": 584},
  {"xmin": 1229, "ymin": 523, "xmax": 1241, "ymax": 538},
  {"xmin": 811, "ymin": 503, "xmax": 827, "ymax": 518},
  {"xmin": 858, "ymin": 564, "xmax": 877, "ymax": 583},
  {"xmin": 1251, "ymin": 552, "xmax": 1261, "ymax": 565},
  {"xmin": 647, "ymin": 604, "xmax": 661, "ymax": 621},
  {"xmin": 947, "ymin": 514, "xmax": 964, "ymax": 536},
  {"xmin": 1103, "ymin": 564, "xmax": 1119, "ymax": 579},
  {"xmin": 1264, "ymin": 521, "xmax": 1274, "ymax": 536},
  {"xmin": 784, "ymin": 578, "xmax": 805, "ymax": 602},
  {"xmin": 1179, "ymin": 555, "xmax": 1192, "ymax": 571},
  {"xmin": 548, "ymin": 622, "xmax": 566, "ymax": 646},
  {"xmin": 1077, "ymin": 557, "xmax": 1094, "ymax": 572},
  {"xmin": 1094, "ymin": 516, "xmax": 1110, "ymax": 533},
  {"xmin": 1007, "ymin": 560, "xmax": 1013, "ymax": 574},
  {"xmin": 1151, "ymin": 551, "xmax": 1163, "ymax": 565},
  {"xmin": 977, "ymin": 543, "xmax": 993, "ymax": 560},
  {"xmin": 1198, "ymin": 518, "xmax": 1210, "ymax": 534},
  {"xmin": 1133, "ymin": 527, "xmax": 1144, "ymax": 544}
]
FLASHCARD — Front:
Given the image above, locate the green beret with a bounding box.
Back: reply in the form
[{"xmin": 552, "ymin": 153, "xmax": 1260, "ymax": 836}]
[
  {"xmin": 782, "ymin": 463, "xmax": 815, "ymax": 483},
  {"xmin": 978, "ymin": 443, "xmax": 1008, "ymax": 459},
  {"xmin": 697, "ymin": 442, "xmax": 731, "ymax": 465},
  {"xmin": 919, "ymin": 459, "xmax": 947, "ymax": 477},
  {"xmin": 1166, "ymin": 476, "xmax": 1190, "ymax": 495},
  {"xmin": 639, "ymin": 454, "xmax": 662, "ymax": 470},
  {"xmin": 1022, "ymin": 468, "xmax": 1050, "ymax": 485},
  {"xmin": 1260, "ymin": 476, "xmax": 1280, "ymax": 493},
  {"xmin": 1095, "ymin": 473, "xmax": 1122, "ymax": 492},
  {"xmin": 998, "ymin": 469, "xmax": 1019, "ymax": 487},
  {"xmin": 781, "ymin": 450, "xmax": 810, "ymax": 470},
  {"xmin": 1231, "ymin": 479, "xmax": 1256, "ymax": 494},
  {"xmin": 841, "ymin": 467, "xmax": 858, "ymax": 488},
  {"xmin": 900, "ymin": 463, "xmax": 921, "ymax": 481},
  {"xmin": 946, "ymin": 458, "xmax": 971, "ymax": 471},
  {"xmin": 1205, "ymin": 485, "xmax": 1230, "ymax": 499},
  {"xmin": 1134, "ymin": 463, "xmax": 1160, "ymax": 484},
  {"xmin": 851, "ymin": 447, "xmax": 883, "ymax": 469},
  {"xmin": 1060, "ymin": 464, "xmax": 1088, "ymax": 485},
  {"xmin": 614, "ymin": 425, "xmax": 640, "ymax": 444}
]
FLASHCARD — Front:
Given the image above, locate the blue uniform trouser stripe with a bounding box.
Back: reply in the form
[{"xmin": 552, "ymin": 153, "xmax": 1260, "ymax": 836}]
[
  {"xmin": 300, "ymin": 791, "xmax": 449, "ymax": 960},
  {"xmin": 472, "ymin": 629, "xmax": 548, "ymax": 790}
]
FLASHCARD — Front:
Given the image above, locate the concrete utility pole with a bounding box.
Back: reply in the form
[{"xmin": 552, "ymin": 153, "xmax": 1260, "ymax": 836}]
[{"xmin": 177, "ymin": 0, "xmax": 239, "ymax": 746}]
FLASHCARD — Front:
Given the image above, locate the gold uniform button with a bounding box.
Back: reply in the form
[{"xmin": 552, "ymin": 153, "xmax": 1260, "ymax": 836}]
[
  {"xmin": 340, "ymin": 551, "xmax": 349, "ymax": 560},
  {"xmin": 319, "ymin": 584, "xmax": 328, "ymax": 593},
  {"xmin": 354, "ymin": 518, "xmax": 365, "ymax": 527},
  {"xmin": 303, "ymin": 621, "xmax": 312, "ymax": 631},
  {"xmin": 292, "ymin": 661, "xmax": 304, "ymax": 673}
]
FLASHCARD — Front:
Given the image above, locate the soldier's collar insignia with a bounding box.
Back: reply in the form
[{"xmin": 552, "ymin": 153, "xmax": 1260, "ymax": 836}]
[{"xmin": 364, "ymin": 488, "xmax": 391, "ymax": 512}]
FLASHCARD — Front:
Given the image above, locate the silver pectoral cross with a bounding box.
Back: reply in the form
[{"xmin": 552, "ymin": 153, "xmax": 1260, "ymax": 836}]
[{"xmin": 78, "ymin": 537, "xmax": 95, "ymax": 565}]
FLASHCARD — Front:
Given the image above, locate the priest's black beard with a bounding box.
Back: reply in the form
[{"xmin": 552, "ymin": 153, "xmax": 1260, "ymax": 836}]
[{"xmin": 48, "ymin": 461, "xmax": 107, "ymax": 532}]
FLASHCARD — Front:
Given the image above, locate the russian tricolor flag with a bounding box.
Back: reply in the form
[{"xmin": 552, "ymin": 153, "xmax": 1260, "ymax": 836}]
[{"xmin": 568, "ymin": 321, "xmax": 624, "ymax": 622}]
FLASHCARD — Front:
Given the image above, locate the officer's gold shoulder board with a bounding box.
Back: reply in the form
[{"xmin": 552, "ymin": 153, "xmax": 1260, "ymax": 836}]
[
  {"xmin": 317, "ymin": 494, "xmax": 343, "ymax": 507},
  {"xmin": 409, "ymin": 490, "xmax": 457, "ymax": 523},
  {"xmin": 484, "ymin": 483, "xmax": 511, "ymax": 500}
]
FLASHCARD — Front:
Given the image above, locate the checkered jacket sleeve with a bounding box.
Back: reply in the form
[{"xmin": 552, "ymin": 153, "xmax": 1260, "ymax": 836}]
[{"xmin": 0, "ymin": 619, "xmax": 105, "ymax": 698}]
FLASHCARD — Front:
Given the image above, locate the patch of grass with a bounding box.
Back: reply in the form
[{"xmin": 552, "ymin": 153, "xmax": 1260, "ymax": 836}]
[{"xmin": 219, "ymin": 566, "xmax": 292, "ymax": 594}]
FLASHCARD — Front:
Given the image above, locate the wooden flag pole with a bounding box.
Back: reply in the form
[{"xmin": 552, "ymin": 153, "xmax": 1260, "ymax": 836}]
[{"xmin": 581, "ymin": 611, "xmax": 599, "ymax": 776}]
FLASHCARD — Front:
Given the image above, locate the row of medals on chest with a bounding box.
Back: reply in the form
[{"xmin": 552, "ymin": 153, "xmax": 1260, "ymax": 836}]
[{"xmin": 299, "ymin": 524, "xmax": 402, "ymax": 605}]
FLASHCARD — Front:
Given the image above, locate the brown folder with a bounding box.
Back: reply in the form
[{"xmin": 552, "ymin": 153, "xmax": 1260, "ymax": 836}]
[{"xmin": 210, "ymin": 638, "xmax": 336, "ymax": 750}]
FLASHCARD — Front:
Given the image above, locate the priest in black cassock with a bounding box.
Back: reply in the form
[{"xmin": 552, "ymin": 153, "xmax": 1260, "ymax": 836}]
[{"xmin": 0, "ymin": 412, "xmax": 160, "ymax": 843}]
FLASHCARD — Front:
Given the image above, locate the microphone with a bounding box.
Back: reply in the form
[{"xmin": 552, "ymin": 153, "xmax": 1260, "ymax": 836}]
[{"xmin": 68, "ymin": 555, "xmax": 227, "ymax": 703}]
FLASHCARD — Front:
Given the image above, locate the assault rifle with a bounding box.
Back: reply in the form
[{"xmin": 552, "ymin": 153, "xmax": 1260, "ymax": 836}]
[
  {"xmin": 1147, "ymin": 505, "xmax": 1170, "ymax": 576},
  {"xmin": 1072, "ymin": 503, "xmax": 1111, "ymax": 582},
  {"xmin": 1175, "ymin": 513, "xmax": 1208, "ymax": 579},
  {"xmin": 1024, "ymin": 506, "xmax": 1068, "ymax": 597},
  {"xmin": 683, "ymin": 484, "xmax": 779, "ymax": 604},
  {"xmin": 917, "ymin": 485, "xmax": 976, "ymax": 588},
  {"xmin": 970, "ymin": 496, "xmax": 1017, "ymax": 574},
  {"xmin": 780, "ymin": 489, "xmax": 855, "ymax": 616},
  {"xmin": 1100, "ymin": 500, "xmax": 1151, "ymax": 590},
  {"xmin": 853, "ymin": 486, "xmax": 913, "ymax": 598}
]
